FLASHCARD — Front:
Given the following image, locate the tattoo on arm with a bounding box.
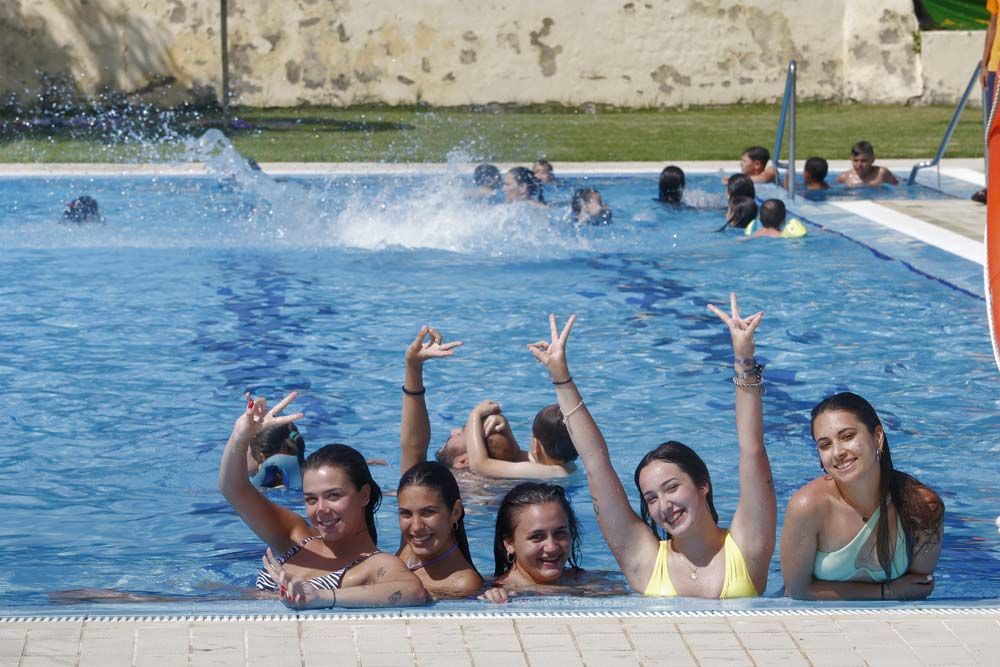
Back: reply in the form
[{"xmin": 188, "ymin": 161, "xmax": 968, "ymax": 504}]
[
  {"xmin": 388, "ymin": 590, "xmax": 402, "ymax": 604},
  {"xmin": 376, "ymin": 566, "xmax": 386, "ymax": 580},
  {"xmin": 592, "ymin": 497, "xmax": 600, "ymax": 519}
]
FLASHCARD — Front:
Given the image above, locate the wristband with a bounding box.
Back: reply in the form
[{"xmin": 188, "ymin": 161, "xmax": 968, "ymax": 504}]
[
  {"xmin": 552, "ymin": 377, "xmax": 573, "ymax": 385},
  {"xmin": 402, "ymin": 385, "xmax": 426, "ymax": 396}
]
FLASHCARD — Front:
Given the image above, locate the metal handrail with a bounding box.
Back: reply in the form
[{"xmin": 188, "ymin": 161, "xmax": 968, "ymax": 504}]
[
  {"xmin": 773, "ymin": 61, "xmax": 797, "ymax": 201},
  {"xmin": 908, "ymin": 63, "xmax": 981, "ymax": 186}
]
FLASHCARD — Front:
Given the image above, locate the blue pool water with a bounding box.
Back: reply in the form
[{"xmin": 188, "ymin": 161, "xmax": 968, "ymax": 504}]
[{"xmin": 1, "ymin": 165, "xmax": 998, "ymax": 609}]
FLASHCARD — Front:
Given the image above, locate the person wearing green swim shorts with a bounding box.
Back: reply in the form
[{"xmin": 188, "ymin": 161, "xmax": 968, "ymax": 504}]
[{"xmin": 780, "ymin": 393, "xmax": 944, "ymax": 600}]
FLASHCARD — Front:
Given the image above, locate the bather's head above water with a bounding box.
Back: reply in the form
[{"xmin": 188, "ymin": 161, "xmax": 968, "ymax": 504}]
[
  {"xmin": 435, "ymin": 414, "xmax": 519, "ymax": 469},
  {"xmin": 302, "ymin": 443, "xmax": 382, "ymax": 544},
  {"xmin": 61, "ymin": 196, "xmax": 101, "ymax": 224},
  {"xmin": 634, "ymin": 441, "xmax": 718, "ymax": 540},
  {"xmin": 493, "ymin": 481, "xmax": 581, "ymax": 583},
  {"xmin": 503, "ymin": 167, "xmax": 545, "ymax": 204}
]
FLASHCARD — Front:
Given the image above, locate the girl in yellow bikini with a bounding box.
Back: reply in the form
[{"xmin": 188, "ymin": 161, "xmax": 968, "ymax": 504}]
[
  {"xmin": 780, "ymin": 393, "xmax": 944, "ymax": 600},
  {"xmin": 527, "ymin": 294, "xmax": 775, "ymax": 598}
]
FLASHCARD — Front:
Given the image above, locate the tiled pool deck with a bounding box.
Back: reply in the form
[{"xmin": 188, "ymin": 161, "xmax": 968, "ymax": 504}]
[
  {"xmin": 3, "ymin": 159, "xmax": 997, "ymax": 666},
  {"xmin": 2, "ymin": 609, "xmax": 1000, "ymax": 666}
]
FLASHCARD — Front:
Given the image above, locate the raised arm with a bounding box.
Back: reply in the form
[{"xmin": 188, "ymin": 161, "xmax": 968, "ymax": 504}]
[
  {"xmin": 218, "ymin": 392, "xmax": 309, "ymax": 553},
  {"xmin": 528, "ymin": 314, "xmax": 660, "ymax": 590},
  {"xmin": 707, "ymin": 294, "xmax": 775, "ymax": 590},
  {"xmin": 400, "ymin": 326, "xmax": 462, "ymax": 474},
  {"xmin": 465, "ymin": 402, "xmax": 567, "ymax": 479}
]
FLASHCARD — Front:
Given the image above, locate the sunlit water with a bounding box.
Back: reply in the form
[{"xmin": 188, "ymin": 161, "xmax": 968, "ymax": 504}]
[{"xmin": 1, "ymin": 143, "xmax": 998, "ymax": 608}]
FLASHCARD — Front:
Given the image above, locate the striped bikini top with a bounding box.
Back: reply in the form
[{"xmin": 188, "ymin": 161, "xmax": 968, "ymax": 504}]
[{"xmin": 255, "ymin": 535, "xmax": 380, "ymax": 591}]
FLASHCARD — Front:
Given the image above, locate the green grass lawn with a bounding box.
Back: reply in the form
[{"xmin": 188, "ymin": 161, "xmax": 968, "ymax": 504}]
[
  {"xmin": 922, "ymin": 0, "xmax": 990, "ymax": 29},
  {"xmin": 0, "ymin": 103, "xmax": 987, "ymax": 163}
]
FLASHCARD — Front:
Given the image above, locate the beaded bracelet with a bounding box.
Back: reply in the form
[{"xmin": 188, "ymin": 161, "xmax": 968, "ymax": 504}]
[
  {"xmin": 732, "ymin": 376, "xmax": 765, "ymax": 391},
  {"xmin": 402, "ymin": 385, "xmax": 426, "ymax": 396},
  {"xmin": 561, "ymin": 400, "xmax": 585, "ymax": 424},
  {"xmin": 734, "ymin": 363, "xmax": 764, "ymax": 379}
]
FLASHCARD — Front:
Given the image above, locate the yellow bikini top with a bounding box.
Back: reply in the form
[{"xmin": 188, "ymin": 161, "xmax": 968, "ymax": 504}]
[{"xmin": 643, "ymin": 531, "xmax": 759, "ymax": 599}]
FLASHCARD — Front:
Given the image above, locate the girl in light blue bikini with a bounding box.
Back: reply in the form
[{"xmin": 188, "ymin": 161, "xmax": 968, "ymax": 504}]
[{"xmin": 780, "ymin": 393, "xmax": 944, "ymax": 600}]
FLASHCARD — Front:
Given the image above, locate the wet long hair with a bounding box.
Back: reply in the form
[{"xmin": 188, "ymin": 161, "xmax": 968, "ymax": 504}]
[
  {"xmin": 634, "ymin": 441, "xmax": 718, "ymax": 540},
  {"xmin": 251, "ymin": 422, "xmax": 306, "ymax": 465},
  {"xmin": 302, "ymin": 444, "xmax": 382, "ymax": 544},
  {"xmin": 508, "ymin": 166, "xmax": 545, "ymax": 203},
  {"xmin": 492, "ymin": 482, "xmax": 582, "ymax": 578},
  {"xmin": 398, "ymin": 461, "xmax": 479, "ymax": 576},
  {"xmin": 810, "ymin": 392, "xmax": 944, "ymax": 580},
  {"xmin": 658, "ymin": 165, "xmax": 686, "ymax": 203}
]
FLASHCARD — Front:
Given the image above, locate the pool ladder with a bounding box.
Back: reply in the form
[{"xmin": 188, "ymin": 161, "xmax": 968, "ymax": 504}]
[
  {"xmin": 773, "ymin": 61, "xmax": 797, "ymax": 201},
  {"xmin": 908, "ymin": 63, "xmax": 986, "ymax": 187}
]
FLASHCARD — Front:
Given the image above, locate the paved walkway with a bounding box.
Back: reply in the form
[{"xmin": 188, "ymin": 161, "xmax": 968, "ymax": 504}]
[{"xmin": 2, "ymin": 609, "xmax": 1000, "ymax": 666}]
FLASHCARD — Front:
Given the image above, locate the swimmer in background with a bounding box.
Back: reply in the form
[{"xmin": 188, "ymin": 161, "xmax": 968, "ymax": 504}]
[
  {"xmin": 658, "ymin": 165, "xmax": 686, "ymax": 204},
  {"xmin": 533, "ymin": 159, "xmax": 558, "ymax": 186},
  {"xmin": 528, "ymin": 296, "xmax": 775, "ymax": 599},
  {"xmin": 248, "ymin": 422, "xmax": 306, "ymax": 490},
  {"xmin": 503, "ymin": 167, "xmax": 546, "ymax": 205},
  {"xmin": 837, "ymin": 141, "xmax": 899, "ymax": 187},
  {"xmin": 727, "ymin": 173, "xmax": 756, "ymax": 202},
  {"xmin": 747, "ymin": 199, "xmax": 807, "ymax": 238},
  {"xmin": 570, "ymin": 188, "xmax": 613, "ymax": 225},
  {"xmin": 780, "ymin": 393, "xmax": 944, "ymax": 600},
  {"xmin": 465, "ymin": 400, "xmax": 578, "ymax": 479},
  {"xmin": 472, "ymin": 163, "xmax": 503, "ymax": 199},
  {"xmin": 729, "ymin": 146, "xmax": 776, "ymax": 184},
  {"xmin": 802, "ymin": 157, "xmax": 830, "ymax": 191},
  {"xmin": 715, "ymin": 195, "xmax": 757, "ymax": 232},
  {"xmin": 61, "ymin": 196, "xmax": 101, "ymax": 224}
]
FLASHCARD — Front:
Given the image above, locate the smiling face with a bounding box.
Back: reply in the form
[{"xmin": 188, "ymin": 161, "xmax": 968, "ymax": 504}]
[
  {"xmin": 812, "ymin": 409, "xmax": 883, "ymax": 483},
  {"xmin": 302, "ymin": 465, "xmax": 371, "ymax": 540},
  {"xmin": 504, "ymin": 501, "xmax": 571, "ymax": 584},
  {"xmin": 397, "ymin": 484, "xmax": 461, "ymax": 560},
  {"xmin": 740, "ymin": 153, "xmax": 761, "ymax": 176},
  {"xmin": 638, "ymin": 460, "xmax": 710, "ymax": 537}
]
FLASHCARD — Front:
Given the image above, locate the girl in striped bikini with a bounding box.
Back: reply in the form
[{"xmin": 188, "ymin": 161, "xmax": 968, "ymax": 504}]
[{"xmin": 219, "ymin": 392, "xmax": 427, "ymax": 609}]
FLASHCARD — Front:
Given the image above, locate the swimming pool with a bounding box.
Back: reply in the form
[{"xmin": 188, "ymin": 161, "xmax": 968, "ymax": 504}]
[{"xmin": 1, "ymin": 164, "xmax": 998, "ymax": 612}]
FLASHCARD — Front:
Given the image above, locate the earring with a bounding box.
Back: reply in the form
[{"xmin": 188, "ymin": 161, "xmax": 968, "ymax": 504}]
[
  {"xmin": 452, "ymin": 522, "xmax": 459, "ymax": 533},
  {"xmin": 876, "ymin": 448, "xmax": 882, "ymax": 463},
  {"xmin": 506, "ymin": 551, "xmax": 515, "ymax": 565}
]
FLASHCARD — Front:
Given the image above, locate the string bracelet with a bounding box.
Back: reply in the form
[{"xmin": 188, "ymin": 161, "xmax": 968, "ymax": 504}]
[
  {"xmin": 552, "ymin": 377, "xmax": 574, "ymax": 385},
  {"xmin": 734, "ymin": 356, "xmax": 757, "ymax": 368},
  {"xmin": 561, "ymin": 400, "xmax": 585, "ymax": 424},
  {"xmin": 402, "ymin": 385, "xmax": 426, "ymax": 397}
]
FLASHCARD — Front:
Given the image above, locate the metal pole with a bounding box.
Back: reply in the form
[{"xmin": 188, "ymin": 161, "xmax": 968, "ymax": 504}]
[
  {"xmin": 788, "ymin": 61, "xmax": 796, "ymax": 201},
  {"xmin": 221, "ymin": 0, "xmax": 230, "ymax": 129}
]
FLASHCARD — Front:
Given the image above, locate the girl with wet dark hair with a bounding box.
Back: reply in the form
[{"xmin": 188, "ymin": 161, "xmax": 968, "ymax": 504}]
[
  {"xmin": 658, "ymin": 165, "xmax": 686, "ymax": 204},
  {"xmin": 219, "ymin": 392, "xmax": 427, "ymax": 609},
  {"xmin": 726, "ymin": 173, "xmax": 756, "ymax": 201},
  {"xmin": 479, "ymin": 482, "xmax": 585, "ymax": 602},
  {"xmin": 503, "ymin": 167, "xmax": 546, "ymax": 204},
  {"xmin": 527, "ymin": 294, "xmax": 776, "ymax": 599},
  {"xmin": 780, "ymin": 392, "xmax": 944, "ymax": 600},
  {"xmin": 396, "ymin": 461, "xmax": 483, "ymax": 598},
  {"xmin": 717, "ymin": 195, "xmax": 758, "ymax": 232}
]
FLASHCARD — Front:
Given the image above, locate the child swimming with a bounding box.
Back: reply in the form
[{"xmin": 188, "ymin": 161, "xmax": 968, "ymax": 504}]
[
  {"xmin": 836, "ymin": 141, "xmax": 899, "ymax": 187},
  {"xmin": 739, "ymin": 146, "xmax": 777, "ymax": 184},
  {"xmin": 747, "ymin": 199, "xmax": 807, "ymax": 238}
]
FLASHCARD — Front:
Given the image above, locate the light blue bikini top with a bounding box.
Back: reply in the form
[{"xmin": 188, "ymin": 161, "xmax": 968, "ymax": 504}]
[{"xmin": 813, "ymin": 504, "xmax": 908, "ymax": 582}]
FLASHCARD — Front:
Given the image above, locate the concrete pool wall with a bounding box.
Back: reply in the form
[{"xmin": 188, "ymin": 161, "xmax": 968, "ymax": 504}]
[{"xmin": 0, "ymin": 0, "xmax": 958, "ymax": 109}]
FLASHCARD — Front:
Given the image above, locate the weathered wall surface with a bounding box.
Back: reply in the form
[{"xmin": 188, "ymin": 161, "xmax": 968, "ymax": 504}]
[
  {"xmin": 0, "ymin": 0, "xmax": 954, "ymax": 108},
  {"xmin": 920, "ymin": 31, "xmax": 984, "ymax": 106}
]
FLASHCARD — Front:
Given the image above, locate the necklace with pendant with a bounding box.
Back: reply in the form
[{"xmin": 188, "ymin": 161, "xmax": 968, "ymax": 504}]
[{"xmin": 677, "ymin": 552, "xmax": 699, "ymax": 580}]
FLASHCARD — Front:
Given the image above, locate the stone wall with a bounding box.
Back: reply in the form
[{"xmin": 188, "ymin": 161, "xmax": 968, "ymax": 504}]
[{"xmin": 0, "ymin": 0, "xmax": 963, "ymax": 109}]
